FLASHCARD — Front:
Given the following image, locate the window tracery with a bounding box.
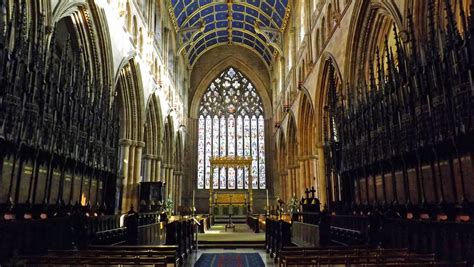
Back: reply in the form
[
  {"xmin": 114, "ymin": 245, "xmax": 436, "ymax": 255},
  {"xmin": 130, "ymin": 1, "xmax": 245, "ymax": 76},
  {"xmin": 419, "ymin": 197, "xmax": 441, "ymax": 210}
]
[{"xmin": 197, "ymin": 67, "xmax": 266, "ymax": 189}]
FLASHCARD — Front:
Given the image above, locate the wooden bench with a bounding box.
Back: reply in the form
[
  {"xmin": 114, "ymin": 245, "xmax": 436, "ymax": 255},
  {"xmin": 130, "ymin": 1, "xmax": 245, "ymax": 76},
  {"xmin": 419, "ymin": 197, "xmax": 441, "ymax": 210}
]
[
  {"xmin": 48, "ymin": 249, "xmax": 176, "ymax": 264},
  {"xmin": 278, "ymin": 247, "xmax": 440, "ymax": 267},
  {"xmin": 18, "ymin": 255, "xmax": 168, "ymax": 266},
  {"xmin": 280, "ymin": 254, "xmax": 440, "ymax": 267},
  {"xmin": 359, "ymin": 262, "xmax": 468, "ymax": 267},
  {"xmin": 330, "ymin": 226, "xmax": 365, "ymax": 246},
  {"xmin": 279, "ymin": 247, "xmax": 408, "ymax": 258},
  {"xmin": 281, "ymin": 256, "xmax": 467, "ymax": 267},
  {"xmin": 87, "ymin": 245, "xmax": 179, "ymax": 266}
]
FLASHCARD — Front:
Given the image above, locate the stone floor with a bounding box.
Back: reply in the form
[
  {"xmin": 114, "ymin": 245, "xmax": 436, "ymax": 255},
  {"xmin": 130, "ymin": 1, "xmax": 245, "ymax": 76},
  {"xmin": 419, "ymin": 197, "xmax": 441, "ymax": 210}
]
[
  {"xmin": 198, "ymin": 224, "xmax": 265, "ymax": 242},
  {"xmin": 183, "ymin": 248, "xmax": 274, "ymax": 267},
  {"xmin": 184, "ymin": 223, "xmax": 272, "ymax": 266}
]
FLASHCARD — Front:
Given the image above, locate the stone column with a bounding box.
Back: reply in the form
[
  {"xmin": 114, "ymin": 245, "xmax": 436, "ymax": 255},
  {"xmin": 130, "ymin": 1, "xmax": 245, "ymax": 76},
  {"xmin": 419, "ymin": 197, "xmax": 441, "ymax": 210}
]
[
  {"xmin": 174, "ymin": 171, "xmax": 182, "ymax": 210},
  {"xmin": 288, "ymin": 166, "xmax": 292, "ymax": 198},
  {"xmin": 286, "ymin": 173, "xmax": 291, "ymax": 201},
  {"xmin": 119, "ymin": 139, "xmax": 132, "ymax": 213},
  {"xmin": 150, "ymin": 157, "xmax": 156, "ymax": 182},
  {"xmin": 299, "ymin": 158, "xmax": 307, "ymax": 196},
  {"xmin": 305, "ymin": 158, "xmax": 311, "ymax": 191},
  {"xmin": 178, "ymin": 173, "xmax": 182, "ymax": 208},
  {"xmin": 144, "ymin": 154, "xmax": 153, "ymax": 182},
  {"xmin": 162, "ymin": 164, "xmax": 168, "ymax": 197},
  {"xmin": 294, "ymin": 166, "xmax": 299, "ymax": 197},
  {"xmin": 123, "ymin": 143, "xmax": 135, "ymax": 212},
  {"xmin": 132, "ymin": 141, "xmax": 145, "ymax": 210},
  {"xmin": 309, "ymin": 155, "xmax": 317, "ymax": 194},
  {"xmin": 317, "ymin": 145, "xmax": 327, "ymax": 207},
  {"xmin": 288, "ymin": 164, "xmax": 299, "ymax": 198},
  {"xmin": 280, "ymin": 172, "xmax": 285, "ymax": 202},
  {"xmin": 169, "ymin": 167, "xmax": 175, "ymax": 204},
  {"xmin": 156, "ymin": 156, "xmax": 162, "ymax": 181},
  {"xmin": 281, "ymin": 171, "xmax": 289, "ymax": 202},
  {"xmin": 165, "ymin": 165, "xmax": 170, "ymax": 198}
]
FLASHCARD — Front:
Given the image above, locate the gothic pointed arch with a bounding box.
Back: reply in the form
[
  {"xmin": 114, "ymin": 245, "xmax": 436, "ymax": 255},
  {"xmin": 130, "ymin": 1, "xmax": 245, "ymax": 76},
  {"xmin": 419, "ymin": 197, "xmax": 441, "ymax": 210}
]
[
  {"xmin": 163, "ymin": 115, "xmax": 175, "ymax": 167},
  {"xmin": 297, "ymin": 92, "xmax": 316, "ymax": 194},
  {"xmin": 315, "ymin": 56, "xmax": 343, "ymax": 206},
  {"xmin": 173, "ymin": 130, "xmax": 184, "ymax": 209},
  {"xmin": 143, "ymin": 93, "xmax": 164, "ymax": 182},
  {"xmin": 315, "ymin": 54, "xmax": 343, "ymax": 144},
  {"xmin": 190, "ymin": 56, "xmax": 272, "ymax": 120},
  {"xmin": 196, "ymin": 67, "xmax": 267, "ymax": 190},
  {"xmin": 298, "ymin": 93, "xmax": 315, "ymax": 157},
  {"xmin": 115, "ymin": 58, "xmax": 145, "ymax": 141},
  {"xmin": 344, "ymin": 0, "xmax": 403, "ymax": 84},
  {"xmin": 286, "ymin": 112, "xmax": 299, "ymax": 197},
  {"xmin": 407, "ymin": 0, "xmax": 472, "ymax": 43},
  {"xmin": 52, "ymin": 0, "xmax": 114, "ymax": 88},
  {"xmin": 114, "ymin": 58, "xmax": 145, "ymax": 212}
]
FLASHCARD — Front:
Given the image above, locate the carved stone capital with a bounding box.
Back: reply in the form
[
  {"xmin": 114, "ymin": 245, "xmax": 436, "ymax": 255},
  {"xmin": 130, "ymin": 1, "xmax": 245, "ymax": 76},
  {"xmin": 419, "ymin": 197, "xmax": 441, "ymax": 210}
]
[
  {"xmin": 288, "ymin": 164, "xmax": 300, "ymax": 169},
  {"xmin": 133, "ymin": 140, "xmax": 146, "ymax": 148},
  {"xmin": 119, "ymin": 139, "xmax": 133, "ymax": 146},
  {"xmin": 143, "ymin": 154, "xmax": 156, "ymax": 160}
]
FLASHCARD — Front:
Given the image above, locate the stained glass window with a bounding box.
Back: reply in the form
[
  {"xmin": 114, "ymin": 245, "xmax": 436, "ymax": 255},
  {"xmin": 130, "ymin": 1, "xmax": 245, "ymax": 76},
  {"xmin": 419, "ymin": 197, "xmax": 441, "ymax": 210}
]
[{"xmin": 197, "ymin": 67, "xmax": 266, "ymax": 189}]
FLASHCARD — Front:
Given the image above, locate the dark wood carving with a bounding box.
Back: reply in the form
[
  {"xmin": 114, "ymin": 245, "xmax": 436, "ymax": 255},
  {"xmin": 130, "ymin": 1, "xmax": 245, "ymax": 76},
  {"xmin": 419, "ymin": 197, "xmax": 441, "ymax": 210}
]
[{"xmin": 0, "ymin": 1, "xmax": 120, "ymax": 219}]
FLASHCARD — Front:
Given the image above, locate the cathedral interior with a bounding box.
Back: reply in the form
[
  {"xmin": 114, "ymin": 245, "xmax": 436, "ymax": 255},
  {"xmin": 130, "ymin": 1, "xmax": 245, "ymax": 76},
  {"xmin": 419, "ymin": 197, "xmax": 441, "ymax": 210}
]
[{"xmin": 0, "ymin": 0, "xmax": 473, "ymax": 266}]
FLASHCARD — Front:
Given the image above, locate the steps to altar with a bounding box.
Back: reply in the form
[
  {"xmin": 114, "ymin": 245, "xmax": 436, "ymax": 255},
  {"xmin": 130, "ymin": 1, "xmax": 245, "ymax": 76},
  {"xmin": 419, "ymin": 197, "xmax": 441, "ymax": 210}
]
[
  {"xmin": 197, "ymin": 224, "xmax": 265, "ymax": 249},
  {"xmin": 213, "ymin": 215, "xmax": 247, "ymax": 224}
]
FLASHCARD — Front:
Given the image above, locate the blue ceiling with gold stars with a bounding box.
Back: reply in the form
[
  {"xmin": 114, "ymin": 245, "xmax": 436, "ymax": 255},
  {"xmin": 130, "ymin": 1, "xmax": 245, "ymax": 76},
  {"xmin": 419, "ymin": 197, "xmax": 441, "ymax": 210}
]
[{"xmin": 168, "ymin": 0, "xmax": 290, "ymax": 66}]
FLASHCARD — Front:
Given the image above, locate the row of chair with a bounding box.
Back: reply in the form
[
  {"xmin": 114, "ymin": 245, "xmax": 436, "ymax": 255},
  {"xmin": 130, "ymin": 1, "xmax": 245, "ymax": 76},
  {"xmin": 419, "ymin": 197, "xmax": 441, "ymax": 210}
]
[
  {"xmin": 278, "ymin": 246, "xmax": 468, "ymax": 267},
  {"xmin": 14, "ymin": 245, "xmax": 179, "ymax": 267}
]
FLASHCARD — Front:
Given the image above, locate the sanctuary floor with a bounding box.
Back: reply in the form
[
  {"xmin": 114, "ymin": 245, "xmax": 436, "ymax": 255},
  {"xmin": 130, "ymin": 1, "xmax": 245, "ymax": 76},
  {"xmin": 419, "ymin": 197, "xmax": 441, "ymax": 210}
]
[{"xmin": 197, "ymin": 224, "xmax": 265, "ymax": 242}]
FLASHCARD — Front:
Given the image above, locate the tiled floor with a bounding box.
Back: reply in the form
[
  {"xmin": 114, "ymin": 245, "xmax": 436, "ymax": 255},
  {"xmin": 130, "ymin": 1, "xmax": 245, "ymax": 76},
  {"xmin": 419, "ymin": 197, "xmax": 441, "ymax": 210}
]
[{"xmin": 183, "ymin": 248, "xmax": 275, "ymax": 267}]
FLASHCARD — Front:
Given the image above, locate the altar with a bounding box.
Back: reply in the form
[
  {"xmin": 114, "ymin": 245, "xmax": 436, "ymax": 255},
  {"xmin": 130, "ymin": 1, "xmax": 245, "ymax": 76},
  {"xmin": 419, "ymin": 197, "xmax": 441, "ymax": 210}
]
[
  {"xmin": 208, "ymin": 156, "xmax": 254, "ymax": 215},
  {"xmin": 213, "ymin": 191, "xmax": 248, "ymax": 216}
]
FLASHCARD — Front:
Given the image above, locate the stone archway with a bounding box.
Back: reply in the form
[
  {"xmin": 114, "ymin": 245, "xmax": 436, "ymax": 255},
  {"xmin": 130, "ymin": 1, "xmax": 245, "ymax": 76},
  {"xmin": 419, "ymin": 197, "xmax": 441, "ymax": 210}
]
[
  {"xmin": 162, "ymin": 115, "xmax": 175, "ymax": 204},
  {"xmin": 186, "ymin": 55, "xmax": 274, "ymax": 214},
  {"xmin": 297, "ymin": 93, "xmax": 317, "ymax": 199},
  {"xmin": 190, "ymin": 56, "xmax": 272, "ymax": 120},
  {"xmin": 286, "ymin": 113, "xmax": 299, "ymax": 199},
  {"xmin": 143, "ymin": 93, "xmax": 164, "ymax": 183},
  {"xmin": 115, "ymin": 58, "xmax": 145, "ymax": 213},
  {"xmin": 174, "ymin": 131, "xmax": 184, "ymax": 210},
  {"xmin": 344, "ymin": 0, "xmax": 402, "ymax": 85},
  {"xmin": 314, "ymin": 55, "xmax": 343, "ymax": 207}
]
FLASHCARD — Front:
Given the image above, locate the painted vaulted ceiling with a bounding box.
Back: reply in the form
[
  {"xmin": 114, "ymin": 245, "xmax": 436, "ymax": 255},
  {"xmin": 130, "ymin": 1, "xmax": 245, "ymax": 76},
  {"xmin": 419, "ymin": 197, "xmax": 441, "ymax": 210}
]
[{"xmin": 168, "ymin": 0, "xmax": 290, "ymax": 67}]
